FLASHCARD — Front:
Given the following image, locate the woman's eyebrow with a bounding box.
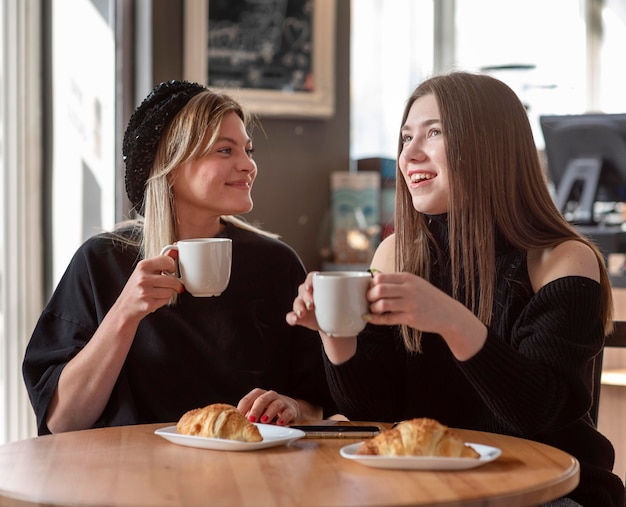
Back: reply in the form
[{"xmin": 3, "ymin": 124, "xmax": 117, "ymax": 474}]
[
  {"xmin": 401, "ymin": 118, "xmax": 441, "ymax": 132},
  {"xmin": 216, "ymin": 135, "xmax": 252, "ymax": 146},
  {"xmin": 216, "ymin": 136, "xmax": 236, "ymax": 144}
]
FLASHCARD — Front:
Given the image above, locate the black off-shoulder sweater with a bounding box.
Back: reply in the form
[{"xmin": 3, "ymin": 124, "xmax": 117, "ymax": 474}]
[{"xmin": 324, "ymin": 216, "xmax": 625, "ymax": 506}]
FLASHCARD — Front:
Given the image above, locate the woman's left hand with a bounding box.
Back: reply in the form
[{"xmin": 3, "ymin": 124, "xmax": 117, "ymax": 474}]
[
  {"xmin": 366, "ymin": 271, "xmax": 452, "ymax": 332},
  {"xmin": 237, "ymin": 388, "xmax": 300, "ymax": 426},
  {"xmin": 367, "ymin": 272, "xmax": 487, "ymax": 360}
]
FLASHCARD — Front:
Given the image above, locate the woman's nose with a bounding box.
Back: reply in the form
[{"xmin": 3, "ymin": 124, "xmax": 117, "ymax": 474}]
[
  {"xmin": 240, "ymin": 155, "xmax": 256, "ymax": 173},
  {"xmin": 402, "ymin": 139, "xmax": 427, "ymax": 162}
]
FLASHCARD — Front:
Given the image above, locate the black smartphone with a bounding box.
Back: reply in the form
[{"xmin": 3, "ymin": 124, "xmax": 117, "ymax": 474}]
[{"xmin": 289, "ymin": 425, "xmax": 381, "ymax": 439}]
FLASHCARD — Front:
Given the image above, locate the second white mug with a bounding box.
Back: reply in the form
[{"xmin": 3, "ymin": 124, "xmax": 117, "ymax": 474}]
[
  {"xmin": 160, "ymin": 238, "xmax": 232, "ymax": 297},
  {"xmin": 312, "ymin": 271, "xmax": 372, "ymax": 337}
]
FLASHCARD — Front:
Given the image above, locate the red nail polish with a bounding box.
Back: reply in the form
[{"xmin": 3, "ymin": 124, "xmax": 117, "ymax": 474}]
[
  {"xmin": 261, "ymin": 415, "xmax": 269, "ymax": 423},
  {"xmin": 277, "ymin": 419, "xmax": 284, "ymax": 425},
  {"xmin": 249, "ymin": 415, "xmax": 256, "ymax": 423}
]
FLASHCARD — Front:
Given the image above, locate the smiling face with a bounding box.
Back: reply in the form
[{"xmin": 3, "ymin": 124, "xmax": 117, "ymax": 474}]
[
  {"xmin": 169, "ymin": 111, "xmax": 257, "ymax": 228},
  {"xmin": 399, "ymin": 94, "xmax": 450, "ymax": 215}
]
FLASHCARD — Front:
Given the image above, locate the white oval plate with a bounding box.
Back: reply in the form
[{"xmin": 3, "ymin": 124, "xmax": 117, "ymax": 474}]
[
  {"xmin": 339, "ymin": 442, "xmax": 501, "ymax": 470},
  {"xmin": 155, "ymin": 423, "xmax": 305, "ymax": 451}
]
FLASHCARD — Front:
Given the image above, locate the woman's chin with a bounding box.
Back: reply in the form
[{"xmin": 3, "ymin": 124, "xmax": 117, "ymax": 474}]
[
  {"xmin": 412, "ymin": 198, "xmax": 447, "ymax": 215},
  {"xmin": 228, "ymin": 201, "xmax": 254, "ymax": 215}
]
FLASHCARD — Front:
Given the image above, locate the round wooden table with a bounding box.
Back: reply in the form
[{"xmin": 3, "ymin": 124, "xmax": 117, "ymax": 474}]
[{"xmin": 0, "ymin": 422, "xmax": 579, "ymax": 507}]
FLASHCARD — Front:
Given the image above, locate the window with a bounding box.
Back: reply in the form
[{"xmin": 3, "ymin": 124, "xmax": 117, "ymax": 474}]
[
  {"xmin": 350, "ymin": 0, "xmax": 434, "ymax": 160},
  {"xmin": 49, "ymin": 0, "xmax": 116, "ymax": 288},
  {"xmin": 0, "ymin": 1, "xmax": 42, "ymax": 443},
  {"xmin": 598, "ymin": 0, "xmax": 626, "ymax": 113},
  {"xmin": 455, "ymin": 0, "xmax": 587, "ymax": 148},
  {"xmin": 0, "ymin": 0, "xmax": 116, "ymax": 444},
  {"xmin": 0, "ymin": 0, "xmax": 5, "ymax": 443},
  {"xmin": 351, "ymin": 0, "xmax": 626, "ymax": 159}
]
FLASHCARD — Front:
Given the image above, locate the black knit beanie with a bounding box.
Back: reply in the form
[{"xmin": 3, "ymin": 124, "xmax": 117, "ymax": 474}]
[{"xmin": 122, "ymin": 80, "xmax": 206, "ymax": 213}]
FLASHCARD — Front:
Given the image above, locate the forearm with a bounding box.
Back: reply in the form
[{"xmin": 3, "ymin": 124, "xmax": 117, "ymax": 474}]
[
  {"xmin": 437, "ymin": 298, "xmax": 488, "ymax": 361},
  {"xmin": 323, "ymin": 338, "xmax": 402, "ymax": 422},
  {"xmin": 320, "ymin": 332, "xmax": 357, "ymax": 364},
  {"xmin": 46, "ymin": 307, "xmax": 141, "ymax": 433}
]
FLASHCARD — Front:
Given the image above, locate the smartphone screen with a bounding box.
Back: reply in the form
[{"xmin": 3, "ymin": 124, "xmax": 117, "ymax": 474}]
[{"xmin": 289, "ymin": 425, "xmax": 381, "ymax": 438}]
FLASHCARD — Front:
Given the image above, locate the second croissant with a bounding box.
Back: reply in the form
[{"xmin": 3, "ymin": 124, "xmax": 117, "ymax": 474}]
[{"xmin": 357, "ymin": 417, "xmax": 480, "ymax": 458}]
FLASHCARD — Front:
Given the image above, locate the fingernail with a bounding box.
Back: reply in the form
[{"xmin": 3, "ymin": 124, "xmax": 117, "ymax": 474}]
[
  {"xmin": 261, "ymin": 415, "xmax": 269, "ymax": 423},
  {"xmin": 296, "ymin": 310, "xmax": 302, "ymax": 318},
  {"xmin": 277, "ymin": 419, "xmax": 284, "ymax": 425},
  {"xmin": 248, "ymin": 415, "xmax": 256, "ymax": 423},
  {"xmin": 305, "ymin": 301, "xmax": 312, "ymax": 310},
  {"xmin": 363, "ymin": 313, "xmax": 371, "ymax": 321},
  {"xmin": 179, "ymin": 286, "xmax": 185, "ymax": 293}
]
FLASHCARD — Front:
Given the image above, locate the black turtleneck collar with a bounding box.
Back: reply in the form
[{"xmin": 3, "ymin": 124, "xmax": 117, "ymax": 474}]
[
  {"xmin": 424, "ymin": 213, "xmax": 515, "ymax": 257},
  {"xmin": 425, "ymin": 213, "xmax": 449, "ymax": 253}
]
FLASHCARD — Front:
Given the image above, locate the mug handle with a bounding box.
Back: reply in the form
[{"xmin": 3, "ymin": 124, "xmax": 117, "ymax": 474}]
[{"xmin": 159, "ymin": 244, "xmax": 180, "ymax": 278}]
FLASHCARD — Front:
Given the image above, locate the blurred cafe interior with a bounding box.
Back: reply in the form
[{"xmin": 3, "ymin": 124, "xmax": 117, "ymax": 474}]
[{"xmin": 1, "ymin": 0, "xmax": 626, "ymax": 481}]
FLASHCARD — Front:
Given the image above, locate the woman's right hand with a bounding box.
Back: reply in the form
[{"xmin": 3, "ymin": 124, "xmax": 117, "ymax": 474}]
[
  {"xmin": 114, "ymin": 252, "xmax": 185, "ymax": 322},
  {"xmin": 286, "ymin": 271, "xmax": 320, "ymax": 331},
  {"xmin": 286, "ymin": 271, "xmax": 358, "ymax": 365}
]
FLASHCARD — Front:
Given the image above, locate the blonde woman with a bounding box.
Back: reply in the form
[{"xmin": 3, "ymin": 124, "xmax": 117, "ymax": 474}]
[{"xmin": 24, "ymin": 80, "xmax": 334, "ymax": 434}]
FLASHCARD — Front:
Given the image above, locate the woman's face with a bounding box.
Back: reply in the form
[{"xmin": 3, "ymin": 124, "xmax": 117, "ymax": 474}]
[
  {"xmin": 170, "ymin": 111, "xmax": 257, "ymax": 223},
  {"xmin": 399, "ymin": 94, "xmax": 450, "ymax": 215}
]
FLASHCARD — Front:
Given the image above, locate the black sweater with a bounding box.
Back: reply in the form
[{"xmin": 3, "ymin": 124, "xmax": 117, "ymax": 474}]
[
  {"xmin": 23, "ymin": 222, "xmax": 336, "ymax": 434},
  {"xmin": 324, "ymin": 218, "xmax": 625, "ymax": 506}
]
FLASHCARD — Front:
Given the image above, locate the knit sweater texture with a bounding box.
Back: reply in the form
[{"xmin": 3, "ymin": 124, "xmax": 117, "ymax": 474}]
[
  {"xmin": 324, "ymin": 216, "xmax": 625, "ymax": 506},
  {"xmin": 23, "ymin": 222, "xmax": 336, "ymax": 435}
]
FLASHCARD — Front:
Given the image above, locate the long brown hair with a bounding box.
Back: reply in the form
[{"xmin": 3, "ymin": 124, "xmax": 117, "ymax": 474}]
[{"xmin": 395, "ymin": 72, "xmax": 613, "ymax": 352}]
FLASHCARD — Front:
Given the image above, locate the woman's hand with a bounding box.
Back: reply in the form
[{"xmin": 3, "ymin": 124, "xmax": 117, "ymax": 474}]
[
  {"xmin": 286, "ymin": 271, "xmax": 320, "ymax": 331},
  {"xmin": 365, "ymin": 272, "xmax": 448, "ymax": 332},
  {"xmin": 237, "ymin": 388, "xmax": 302, "ymax": 425},
  {"xmin": 113, "ymin": 252, "xmax": 184, "ymax": 323},
  {"xmin": 285, "ymin": 271, "xmax": 359, "ymax": 364},
  {"xmin": 366, "ymin": 272, "xmax": 487, "ymax": 360}
]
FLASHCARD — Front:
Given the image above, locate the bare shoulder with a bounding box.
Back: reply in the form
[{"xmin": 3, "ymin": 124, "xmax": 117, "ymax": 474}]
[
  {"xmin": 370, "ymin": 233, "xmax": 396, "ymax": 273},
  {"xmin": 527, "ymin": 239, "xmax": 600, "ymax": 292}
]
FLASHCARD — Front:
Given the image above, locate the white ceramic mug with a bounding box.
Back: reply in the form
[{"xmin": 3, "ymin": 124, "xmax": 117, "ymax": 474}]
[
  {"xmin": 312, "ymin": 271, "xmax": 372, "ymax": 337},
  {"xmin": 160, "ymin": 238, "xmax": 232, "ymax": 297}
]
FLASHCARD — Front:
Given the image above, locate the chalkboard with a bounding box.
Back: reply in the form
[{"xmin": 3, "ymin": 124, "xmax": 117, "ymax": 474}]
[
  {"xmin": 183, "ymin": 0, "xmax": 335, "ymax": 117},
  {"xmin": 207, "ymin": 0, "xmax": 314, "ymax": 93}
]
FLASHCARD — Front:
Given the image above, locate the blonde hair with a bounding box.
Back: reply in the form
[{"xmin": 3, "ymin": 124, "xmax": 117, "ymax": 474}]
[{"xmin": 394, "ymin": 72, "xmax": 613, "ymax": 352}]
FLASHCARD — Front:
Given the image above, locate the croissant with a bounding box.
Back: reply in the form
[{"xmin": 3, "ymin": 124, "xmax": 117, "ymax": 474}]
[
  {"xmin": 176, "ymin": 403, "xmax": 263, "ymax": 442},
  {"xmin": 357, "ymin": 418, "xmax": 479, "ymax": 458}
]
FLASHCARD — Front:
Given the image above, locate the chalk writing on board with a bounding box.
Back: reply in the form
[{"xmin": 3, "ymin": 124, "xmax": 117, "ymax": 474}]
[{"xmin": 207, "ymin": 0, "xmax": 315, "ymax": 92}]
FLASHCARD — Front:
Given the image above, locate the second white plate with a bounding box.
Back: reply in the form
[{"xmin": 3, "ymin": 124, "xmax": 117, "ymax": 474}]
[
  {"xmin": 155, "ymin": 423, "xmax": 305, "ymax": 451},
  {"xmin": 339, "ymin": 442, "xmax": 502, "ymax": 470}
]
